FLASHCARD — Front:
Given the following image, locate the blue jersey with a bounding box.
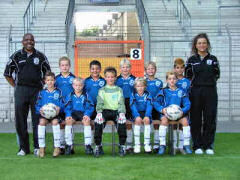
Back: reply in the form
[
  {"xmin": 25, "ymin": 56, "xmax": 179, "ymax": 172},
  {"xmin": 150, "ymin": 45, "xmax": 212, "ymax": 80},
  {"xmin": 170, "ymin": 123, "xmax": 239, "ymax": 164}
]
[
  {"xmin": 35, "ymin": 88, "xmax": 64, "ymax": 114},
  {"xmin": 146, "ymin": 78, "xmax": 163, "ymax": 99},
  {"xmin": 55, "ymin": 73, "xmax": 75, "ymax": 99},
  {"xmin": 163, "ymin": 87, "xmax": 191, "ymax": 114},
  {"xmin": 84, "ymin": 76, "xmax": 106, "ymax": 105},
  {"xmin": 64, "ymin": 92, "xmax": 94, "ymax": 117},
  {"xmin": 116, "ymin": 74, "xmax": 135, "ymax": 98},
  {"xmin": 153, "ymin": 89, "xmax": 165, "ymax": 113},
  {"xmin": 176, "ymin": 78, "xmax": 191, "ymax": 94},
  {"xmin": 130, "ymin": 91, "xmax": 153, "ymax": 119}
]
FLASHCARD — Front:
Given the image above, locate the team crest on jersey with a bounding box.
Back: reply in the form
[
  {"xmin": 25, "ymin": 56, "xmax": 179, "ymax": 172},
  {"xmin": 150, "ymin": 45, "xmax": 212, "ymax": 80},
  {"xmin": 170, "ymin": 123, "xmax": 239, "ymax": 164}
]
[
  {"xmin": 69, "ymin": 77, "xmax": 74, "ymax": 84},
  {"xmin": 129, "ymin": 79, "xmax": 134, "ymax": 86},
  {"xmin": 99, "ymin": 80, "xmax": 105, "ymax": 87},
  {"xmin": 53, "ymin": 93, "xmax": 59, "ymax": 99},
  {"xmin": 177, "ymin": 90, "xmax": 183, "ymax": 98},
  {"xmin": 206, "ymin": 59, "xmax": 212, "ymax": 65},
  {"xmin": 155, "ymin": 80, "xmax": 161, "ymax": 87},
  {"xmin": 182, "ymin": 82, "xmax": 187, "ymax": 89},
  {"xmin": 33, "ymin": 58, "xmax": 39, "ymax": 65}
]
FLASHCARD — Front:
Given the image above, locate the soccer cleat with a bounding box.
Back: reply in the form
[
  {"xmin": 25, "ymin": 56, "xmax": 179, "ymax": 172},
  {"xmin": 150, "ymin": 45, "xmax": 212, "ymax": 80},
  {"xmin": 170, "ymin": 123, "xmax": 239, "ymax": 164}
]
[
  {"xmin": 99, "ymin": 146, "xmax": 104, "ymax": 155},
  {"xmin": 53, "ymin": 147, "xmax": 60, "ymax": 157},
  {"xmin": 94, "ymin": 146, "xmax": 101, "ymax": 158},
  {"xmin": 178, "ymin": 148, "xmax": 186, "ymax": 155},
  {"xmin": 119, "ymin": 145, "xmax": 126, "ymax": 157},
  {"xmin": 205, "ymin": 149, "xmax": 214, "ymax": 155},
  {"xmin": 65, "ymin": 145, "xmax": 72, "ymax": 155},
  {"xmin": 195, "ymin": 148, "xmax": 204, "ymax": 155},
  {"xmin": 60, "ymin": 148, "xmax": 65, "ymax": 155},
  {"xmin": 158, "ymin": 145, "xmax": 166, "ymax": 155},
  {"xmin": 153, "ymin": 144, "xmax": 159, "ymax": 153},
  {"xmin": 85, "ymin": 145, "xmax": 93, "ymax": 155},
  {"xmin": 126, "ymin": 145, "xmax": 134, "ymax": 154},
  {"xmin": 183, "ymin": 145, "xmax": 192, "ymax": 154},
  {"xmin": 34, "ymin": 148, "xmax": 40, "ymax": 157},
  {"xmin": 144, "ymin": 144, "xmax": 152, "ymax": 153},
  {"xmin": 134, "ymin": 145, "xmax": 141, "ymax": 154},
  {"xmin": 17, "ymin": 149, "xmax": 26, "ymax": 156},
  {"xmin": 39, "ymin": 148, "xmax": 45, "ymax": 158}
]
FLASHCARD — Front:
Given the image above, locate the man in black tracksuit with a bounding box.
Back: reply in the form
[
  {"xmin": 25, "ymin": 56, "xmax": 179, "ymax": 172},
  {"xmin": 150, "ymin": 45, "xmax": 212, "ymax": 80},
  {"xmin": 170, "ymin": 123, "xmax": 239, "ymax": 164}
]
[
  {"xmin": 185, "ymin": 53, "xmax": 220, "ymax": 152},
  {"xmin": 4, "ymin": 34, "xmax": 51, "ymax": 156}
]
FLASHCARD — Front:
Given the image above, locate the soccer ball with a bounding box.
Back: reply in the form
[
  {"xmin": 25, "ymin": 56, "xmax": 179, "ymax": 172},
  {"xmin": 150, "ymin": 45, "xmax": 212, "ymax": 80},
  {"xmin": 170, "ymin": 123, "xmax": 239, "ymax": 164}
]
[
  {"xmin": 165, "ymin": 104, "xmax": 183, "ymax": 121},
  {"xmin": 41, "ymin": 103, "xmax": 58, "ymax": 119}
]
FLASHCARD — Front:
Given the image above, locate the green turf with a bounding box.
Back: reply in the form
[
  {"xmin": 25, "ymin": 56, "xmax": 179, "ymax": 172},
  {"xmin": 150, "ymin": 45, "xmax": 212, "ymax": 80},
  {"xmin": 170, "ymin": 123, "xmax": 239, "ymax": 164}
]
[{"xmin": 0, "ymin": 133, "xmax": 239, "ymax": 180}]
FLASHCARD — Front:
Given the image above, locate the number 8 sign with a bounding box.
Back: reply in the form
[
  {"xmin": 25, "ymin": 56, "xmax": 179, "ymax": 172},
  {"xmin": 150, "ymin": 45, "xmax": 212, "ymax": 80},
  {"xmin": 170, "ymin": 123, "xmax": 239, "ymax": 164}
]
[{"xmin": 130, "ymin": 48, "xmax": 142, "ymax": 60}]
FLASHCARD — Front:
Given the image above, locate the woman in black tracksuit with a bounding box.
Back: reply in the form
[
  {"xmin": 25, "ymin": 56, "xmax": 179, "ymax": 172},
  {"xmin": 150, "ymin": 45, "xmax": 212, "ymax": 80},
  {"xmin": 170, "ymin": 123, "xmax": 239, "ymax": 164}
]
[{"xmin": 185, "ymin": 33, "xmax": 220, "ymax": 155}]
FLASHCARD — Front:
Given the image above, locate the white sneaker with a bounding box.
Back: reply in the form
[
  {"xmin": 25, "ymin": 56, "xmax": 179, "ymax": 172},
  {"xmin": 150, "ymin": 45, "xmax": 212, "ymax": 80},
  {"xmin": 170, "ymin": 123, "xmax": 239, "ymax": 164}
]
[
  {"xmin": 144, "ymin": 144, "xmax": 152, "ymax": 153},
  {"xmin": 34, "ymin": 149, "xmax": 40, "ymax": 157},
  {"xmin": 17, "ymin": 149, "xmax": 26, "ymax": 156},
  {"xmin": 195, "ymin": 148, "xmax": 203, "ymax": 155},
  {"xmin": 134, "ymin": 145, "xmax": 141, "ymax": 153},
  {"xmin": 205, "ymin": 149, "xmax": 214, "ymax": 155}
]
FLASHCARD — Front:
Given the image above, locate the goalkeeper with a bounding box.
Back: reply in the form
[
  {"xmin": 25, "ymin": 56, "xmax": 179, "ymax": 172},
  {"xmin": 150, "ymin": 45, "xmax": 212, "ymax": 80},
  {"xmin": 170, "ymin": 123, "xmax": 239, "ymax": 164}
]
[{"xmin": 94, "ymin": 67, "xmax": 127, "ymax": 157}]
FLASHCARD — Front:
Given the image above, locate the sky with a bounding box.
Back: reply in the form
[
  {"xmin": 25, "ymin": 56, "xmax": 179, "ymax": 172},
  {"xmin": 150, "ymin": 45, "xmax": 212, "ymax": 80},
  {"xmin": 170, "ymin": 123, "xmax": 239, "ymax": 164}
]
[{"xmin": 74, "ymin": 12, "xmax": 115, "ymax": 32}]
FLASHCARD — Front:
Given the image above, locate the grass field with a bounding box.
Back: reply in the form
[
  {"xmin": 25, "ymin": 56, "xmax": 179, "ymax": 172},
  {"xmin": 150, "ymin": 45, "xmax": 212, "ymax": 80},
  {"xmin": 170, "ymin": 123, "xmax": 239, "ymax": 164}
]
[{"xmin": 0, "ymin": 133, "xmax": 239, "ymax": 180}]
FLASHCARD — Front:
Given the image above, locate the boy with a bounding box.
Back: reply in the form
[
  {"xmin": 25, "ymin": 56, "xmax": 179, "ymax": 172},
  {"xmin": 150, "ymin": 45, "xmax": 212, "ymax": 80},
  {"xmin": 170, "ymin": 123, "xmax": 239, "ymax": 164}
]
[
  {"xmin": 64, "ymin": 78, "xmax": 94, "ymax": 155},
  {"xmin": 173, "ymin": 58, "xmax": 191, "ymax": 154},
  {"xmin": 94, "ymin": 67, "xmax": 127, "ymax": 157},
  {"xmin": 145, "ymin": 61, "xmax": 163, "ymax": 153},
  {"xmin": 157, "ymin": 71, "xmax": 192, "ymax": 155},
  {"xmin": 116, "ymin": 59, "xmax": 135, "ymax": 153},
  {"xmin": 35, "ymin": 72, "xmax": 64, "ymax": 158},
  {"xmin": 55, "ymin": 56, "xmax": 75, "ymax": 154},
  {"xmin": 130, "ymin": 78, "xmax": 153, "ymax": 153}
]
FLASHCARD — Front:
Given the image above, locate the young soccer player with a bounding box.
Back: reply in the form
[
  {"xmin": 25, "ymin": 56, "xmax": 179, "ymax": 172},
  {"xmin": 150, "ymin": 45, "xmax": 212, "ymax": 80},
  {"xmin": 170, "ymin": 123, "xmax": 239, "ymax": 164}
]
[
  {"xmin": 173, "ymin": 58, "xmax": 191, "ymax": 154},
  {"xmin": 130, "ymin": 78, "xmax": 153, "ymax": 153},
  {"xmin": 145, "ymin": 61, "xmax": 163, "ymax": 153},
  {"xmin": 158, "ymin": 71, "xmax": 192, "ymax": 155},
  {"xmin": 94, "ymin": 67, "xmax": 127, "ymax": 157},
  {"xmin": 55, "ymin": 56, "xmax": 75, "ymax": 154},
  {"xmin": 116, "ymin": 59, "xmax": 135, "ymax": 153},
  {"xmin": 64, "ymin": 78, "xmax": 94, "ymax": 155},
  {"xmin": 35, "ymin": 72, "xmax": 64, "ymax": 158}
]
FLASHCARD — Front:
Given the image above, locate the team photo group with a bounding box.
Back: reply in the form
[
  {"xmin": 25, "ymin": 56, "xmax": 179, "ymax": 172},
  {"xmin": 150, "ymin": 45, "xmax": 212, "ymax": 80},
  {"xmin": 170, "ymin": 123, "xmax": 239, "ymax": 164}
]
[{"xmin": 4, "ymin": 32, "xmax": 220, "ymax": 158}]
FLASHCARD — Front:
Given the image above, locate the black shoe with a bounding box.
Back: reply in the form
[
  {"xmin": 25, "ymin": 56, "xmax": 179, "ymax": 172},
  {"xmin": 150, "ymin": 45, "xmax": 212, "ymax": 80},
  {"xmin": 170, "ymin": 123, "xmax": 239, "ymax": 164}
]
[
  {"xmin": 71, "ymin": 147, "xmax": 75, "ymax": 154},
  {"xmin": 126, "ymin": 148, "xmax": 134, "ymax": 154},
  {"xmin": 60, "ymin": 148, "xmax": 65, "ymax": 155},
  {"xmin": 85, "ymin": 145, "xmax": 93, "ymax": 155},
  {"xmin": 119, "ymin": 145, "xmax": 126, "ymax": 157},
  {"xmin": 99, "ymin": 146, "xmax": 104, "ymax": 155},
  {"xmin": 153, "ymin": 148, "xmax": 159, "ymax": 154},
  {"xmin": 65, "ymin": 145, "xmax": 72, "ymax": 155},
  {"xmin": 94, "ymin": 146, "xmax": 101, "ymax": 158}
]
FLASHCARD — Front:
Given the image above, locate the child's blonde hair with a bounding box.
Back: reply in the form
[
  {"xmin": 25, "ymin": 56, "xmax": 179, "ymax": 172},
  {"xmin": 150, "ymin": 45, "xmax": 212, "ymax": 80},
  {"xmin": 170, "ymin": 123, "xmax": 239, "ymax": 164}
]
[
  {"xmin": 73, "ymin": 77, "xmax": 84, "ymax": 85},
  {"xmin": 174, "ymin": 58, "xmax": 185, "ymax": 68},
  {"xmin": 120, "ymin": 59, "xmax": 131, "ymax": 68},
  {"xmin": 59, "ymin": 56, "xmax": 71, "ymax": 66},
  {"xmin": 144, "ymin": 61, "xmax": 157, "ymax": 70},
  {"xmin": 134, "ymin": 77, "xmax": 147, "ymax": 87},
  {"xmin": 166, "ymin": 71, "xmax": 177, "ymax": 80}
]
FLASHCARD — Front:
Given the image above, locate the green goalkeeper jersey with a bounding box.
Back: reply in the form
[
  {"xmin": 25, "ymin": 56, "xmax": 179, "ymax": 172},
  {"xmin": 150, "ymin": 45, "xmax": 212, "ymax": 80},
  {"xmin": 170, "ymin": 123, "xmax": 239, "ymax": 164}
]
[{"xmin": 96, "ymin": 85, "xmax": 126, "ymax": 113}]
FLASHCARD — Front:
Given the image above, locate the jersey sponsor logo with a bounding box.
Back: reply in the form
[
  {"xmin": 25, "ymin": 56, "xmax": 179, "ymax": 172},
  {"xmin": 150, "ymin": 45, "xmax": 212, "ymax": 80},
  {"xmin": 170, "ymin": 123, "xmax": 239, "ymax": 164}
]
[
  {"xmin": 99, "ymin": 80, "xmax": 105, "ymax": 87},
  {"xmin": 54, "ymin": 93, "xmax": 59, "ymax": 99},
  {"xmin": 177, "ymin": 90, "xmax": 183, "ymax": 98},
  {"xmin": 34, "ymin": 58, "xmax": 39, "ymax": 65},
  {"xmin": 155, "ymin": 80, "xmax": 161, "ymax": 87},
  {"xmin": 129, "ymin": 79, "xmax": 134, "ymax": 86},
  {"xmin": 182, "ymin": 82, "xmax": 187, "ymax": 89},
  {"xmin": 206, "ymin": 59, "xmax": 212, "ymax": 65}
]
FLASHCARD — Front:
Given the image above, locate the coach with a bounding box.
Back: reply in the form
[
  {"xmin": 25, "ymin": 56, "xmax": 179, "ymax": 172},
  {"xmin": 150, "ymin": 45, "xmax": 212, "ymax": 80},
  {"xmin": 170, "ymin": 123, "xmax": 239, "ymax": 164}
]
[
  {"xmin": 185, "ymin": 33, "xmax": 220, "ymax": 155},
  {"xmin": 4, "ymin": 33, "xmax": 51, "ymax": 156}
]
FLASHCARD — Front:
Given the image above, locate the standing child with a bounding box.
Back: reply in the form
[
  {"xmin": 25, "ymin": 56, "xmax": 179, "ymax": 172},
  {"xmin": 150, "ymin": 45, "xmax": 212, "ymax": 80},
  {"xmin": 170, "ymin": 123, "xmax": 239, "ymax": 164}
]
[
  {"xmin": 130, "ymin": 78, "xmax": 153, "ymax": 153},
  {"xmin": 116, "ymin": 59, "xmax": 135, "ymax": 153},
  {"xmin": 158, "ymin": 71, "xmax": 192, "ymax": 155},
  {"xmin": 173, "ymin": 58, "xmax": 191, "ymax": 154},
  {"xmin": 145, "ymin": 61, "xmax": 163, "ymax": 153},
  {"xmin": 35, "ymin": 72, "xmax": 64, "ymax": 158},
  {"xmin": 64, "ymin": 78, "xmax": 94, "ymax": 155},
  {"xmin": 94, "ymin": 67, "xmax": 127, "ymax": 157},
  {"xmin": 55, "ymin": 56, "xmax": 75, "ymax": 154}
]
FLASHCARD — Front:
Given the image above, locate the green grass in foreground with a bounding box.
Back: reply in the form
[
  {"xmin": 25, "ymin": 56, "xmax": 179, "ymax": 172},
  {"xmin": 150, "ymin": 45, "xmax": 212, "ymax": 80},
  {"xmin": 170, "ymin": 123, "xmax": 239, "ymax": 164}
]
[{"xmin": 0, "ymin": 133, "xmax": 239, "ymax": 180}]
